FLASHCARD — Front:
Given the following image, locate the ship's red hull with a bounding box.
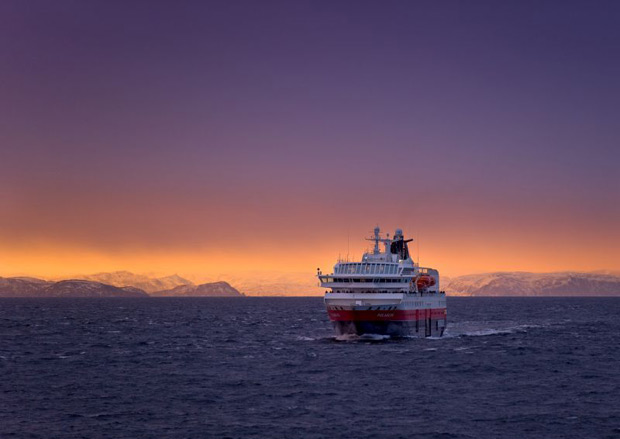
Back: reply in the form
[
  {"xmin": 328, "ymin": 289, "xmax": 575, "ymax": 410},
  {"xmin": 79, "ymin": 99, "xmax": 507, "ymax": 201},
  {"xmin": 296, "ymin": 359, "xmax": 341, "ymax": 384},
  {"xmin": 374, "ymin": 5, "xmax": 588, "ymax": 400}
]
[{"xmin": 328, "ymin": 308, "xmax": 447, "ymax": 337}]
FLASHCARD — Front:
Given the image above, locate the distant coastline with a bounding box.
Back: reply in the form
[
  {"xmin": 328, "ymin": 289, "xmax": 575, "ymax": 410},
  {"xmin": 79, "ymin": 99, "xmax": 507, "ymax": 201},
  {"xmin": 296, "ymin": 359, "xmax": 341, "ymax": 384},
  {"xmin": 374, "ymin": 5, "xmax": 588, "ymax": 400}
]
[
  {"xmin": 0, "ymin": 272, "xmax": 244, "ymax": 298},
  {"xmin": 444, "ymin": 271, "xmax": 620, "ymax": 297},
  {"xmin": 1, "ymin": 270, "xmax": 619, "ymax": 297}
]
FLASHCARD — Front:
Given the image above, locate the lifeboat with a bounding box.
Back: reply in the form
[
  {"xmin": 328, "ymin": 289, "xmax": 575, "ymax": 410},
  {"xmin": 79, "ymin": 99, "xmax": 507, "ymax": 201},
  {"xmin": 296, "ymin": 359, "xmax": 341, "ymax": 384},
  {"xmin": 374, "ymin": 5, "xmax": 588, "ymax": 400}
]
[{"xmin": 416, "ymin": 274, "xmax": 436, "ymax": 290}]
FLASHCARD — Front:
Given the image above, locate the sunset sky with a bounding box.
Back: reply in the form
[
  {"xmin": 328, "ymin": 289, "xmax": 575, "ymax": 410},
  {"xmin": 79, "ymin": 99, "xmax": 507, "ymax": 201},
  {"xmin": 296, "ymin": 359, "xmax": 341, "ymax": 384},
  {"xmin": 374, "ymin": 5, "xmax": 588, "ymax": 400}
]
[{"xmin": 1, "ymin": 1, "xmax": 618, "ymax": 283}]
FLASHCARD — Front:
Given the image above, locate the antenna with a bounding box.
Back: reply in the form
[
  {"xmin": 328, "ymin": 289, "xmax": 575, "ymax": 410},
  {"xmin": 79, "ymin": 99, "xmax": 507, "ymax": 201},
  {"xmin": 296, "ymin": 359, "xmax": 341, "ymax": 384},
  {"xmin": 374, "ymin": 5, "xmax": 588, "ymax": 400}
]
[
  {"xmin": 417, "ymin": 230, "xmax": 420, "ymax": 266},
  {"xmin": 347, "ymin": 226, "xmax": 350, "ymax": 262}
]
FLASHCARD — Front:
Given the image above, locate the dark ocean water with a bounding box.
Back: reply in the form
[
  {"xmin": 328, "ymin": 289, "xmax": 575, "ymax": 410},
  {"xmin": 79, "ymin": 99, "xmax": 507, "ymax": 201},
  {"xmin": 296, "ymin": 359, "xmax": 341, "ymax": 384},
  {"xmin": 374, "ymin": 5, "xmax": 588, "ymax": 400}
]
[{"xmin": 1, "ymin": 297, "xmax": 619, "ymax": 439}]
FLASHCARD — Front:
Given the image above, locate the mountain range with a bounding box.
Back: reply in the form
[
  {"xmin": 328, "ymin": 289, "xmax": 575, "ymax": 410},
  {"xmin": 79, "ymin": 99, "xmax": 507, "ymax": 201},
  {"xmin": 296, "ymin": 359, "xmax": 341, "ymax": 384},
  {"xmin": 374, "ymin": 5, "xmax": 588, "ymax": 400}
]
[
  {"xmin": 75, "ymin": 271, "xmax": 193, "ymax": 293},
  {"xmin": 1, "ymin": 271, "xmax": 619, "ymax": 297},
  {"xmin": 0, "ymin": 278, "xmax": 149, "ymax": 298},
  {"xmin": 0, "ymin": 273, "xmax": 243, "ymax": 298},
  {"xmin": 443, "ymin": 271, "xmax": 620, "ymax": 296}
]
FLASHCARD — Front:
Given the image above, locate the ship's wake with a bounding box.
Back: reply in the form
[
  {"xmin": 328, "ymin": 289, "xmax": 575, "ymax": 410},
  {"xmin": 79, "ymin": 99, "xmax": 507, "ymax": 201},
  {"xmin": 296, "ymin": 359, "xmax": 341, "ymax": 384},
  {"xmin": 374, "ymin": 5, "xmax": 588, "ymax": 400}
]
[
  {"xmin": 333, "ymin": 333, "xmax": 391, "ymax": 342},
  {"xmin": 299, "ymin": 321, "xmax": 544, "ymax": 343},
  {"xmin": 441, "ymin": 320, "xmax": 542, "ymax": 338}
]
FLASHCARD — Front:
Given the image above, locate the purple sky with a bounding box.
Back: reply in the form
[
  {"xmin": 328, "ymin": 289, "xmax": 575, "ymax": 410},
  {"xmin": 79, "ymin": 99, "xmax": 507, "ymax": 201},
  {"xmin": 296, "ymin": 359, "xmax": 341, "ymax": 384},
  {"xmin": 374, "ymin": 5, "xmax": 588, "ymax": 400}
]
[{"xmin": 1, "ymin": 0, "xmax": 619, "ymax": 277}]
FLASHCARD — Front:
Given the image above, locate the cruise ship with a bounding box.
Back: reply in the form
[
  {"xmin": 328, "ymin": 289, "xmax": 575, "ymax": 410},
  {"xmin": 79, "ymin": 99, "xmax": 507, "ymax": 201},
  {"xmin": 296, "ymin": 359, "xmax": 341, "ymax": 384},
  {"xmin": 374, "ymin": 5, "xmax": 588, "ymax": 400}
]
[{"xmin": 318, "ymin": 227, "xmax": 447, "ymax": 337}]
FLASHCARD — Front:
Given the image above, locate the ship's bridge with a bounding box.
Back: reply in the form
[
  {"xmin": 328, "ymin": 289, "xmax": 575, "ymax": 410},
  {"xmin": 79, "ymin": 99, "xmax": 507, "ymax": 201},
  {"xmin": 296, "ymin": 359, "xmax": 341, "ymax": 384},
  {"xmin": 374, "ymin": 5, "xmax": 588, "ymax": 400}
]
[{"xmin": 335, "ymin": 262, "xmax": 401, "ymax": 275}]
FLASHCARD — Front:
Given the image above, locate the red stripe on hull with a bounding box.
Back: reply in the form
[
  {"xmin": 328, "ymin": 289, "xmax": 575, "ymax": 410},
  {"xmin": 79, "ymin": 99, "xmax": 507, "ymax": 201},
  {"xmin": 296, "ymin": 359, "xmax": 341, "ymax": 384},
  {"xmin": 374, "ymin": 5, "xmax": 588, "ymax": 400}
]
[{"xmin": 327, "ymin": 308, "xmax": 447, "ymax": 322}]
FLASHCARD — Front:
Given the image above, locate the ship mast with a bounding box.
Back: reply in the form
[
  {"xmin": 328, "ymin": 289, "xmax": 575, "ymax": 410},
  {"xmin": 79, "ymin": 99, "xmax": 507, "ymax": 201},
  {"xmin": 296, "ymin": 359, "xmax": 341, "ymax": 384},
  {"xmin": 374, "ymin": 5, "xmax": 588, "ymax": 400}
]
[{"xmin": 366, "ymin": 226, "xmax": 392, "ymax": 255}]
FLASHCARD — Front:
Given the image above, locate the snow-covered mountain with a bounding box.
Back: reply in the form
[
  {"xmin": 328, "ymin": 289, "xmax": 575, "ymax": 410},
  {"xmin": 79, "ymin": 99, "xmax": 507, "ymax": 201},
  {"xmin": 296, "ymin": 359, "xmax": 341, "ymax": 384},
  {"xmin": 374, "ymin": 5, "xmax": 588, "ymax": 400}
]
[
  {"xmin": 151, "ymin": 281, "xmax": 243, "ymax": 297},
  {"xmin": 77, "ymin": 272, "xmax": 244, "ymax": 296},
  {"xmin": 76, "ymin": 271, "xmax": 192, "ymax": 293},
  {"xmin": 444, "ymin": 272, "xmax": 620, "ymax": 296},
  {"xmin": 0, "ymin": 277, "xmax": 148, "ymax": 297}
]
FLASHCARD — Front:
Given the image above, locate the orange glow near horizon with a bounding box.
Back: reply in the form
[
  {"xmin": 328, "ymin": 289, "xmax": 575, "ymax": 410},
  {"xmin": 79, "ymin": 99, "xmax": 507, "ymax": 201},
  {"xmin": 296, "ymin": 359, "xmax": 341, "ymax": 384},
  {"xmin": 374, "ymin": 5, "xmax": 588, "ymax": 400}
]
[
  {"xmin": 2, "ymin": 219, "xmax": 618, "ymax": 286},
  {"xmin": 2, "ymin": 182, "xmax": 619, "ymax": 284}
]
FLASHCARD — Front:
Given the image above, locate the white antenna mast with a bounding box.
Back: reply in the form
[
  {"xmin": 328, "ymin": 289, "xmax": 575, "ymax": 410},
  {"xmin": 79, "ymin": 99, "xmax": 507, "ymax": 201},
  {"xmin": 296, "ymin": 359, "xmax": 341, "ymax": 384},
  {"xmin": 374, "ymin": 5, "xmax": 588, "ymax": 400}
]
[
  {"xmin": 347, "ymin": 226, "xmax": 350, "ymax": 262},
  {"xmin": 417, "ymin": 231, "xmax": 420, "ymax": 266}
]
